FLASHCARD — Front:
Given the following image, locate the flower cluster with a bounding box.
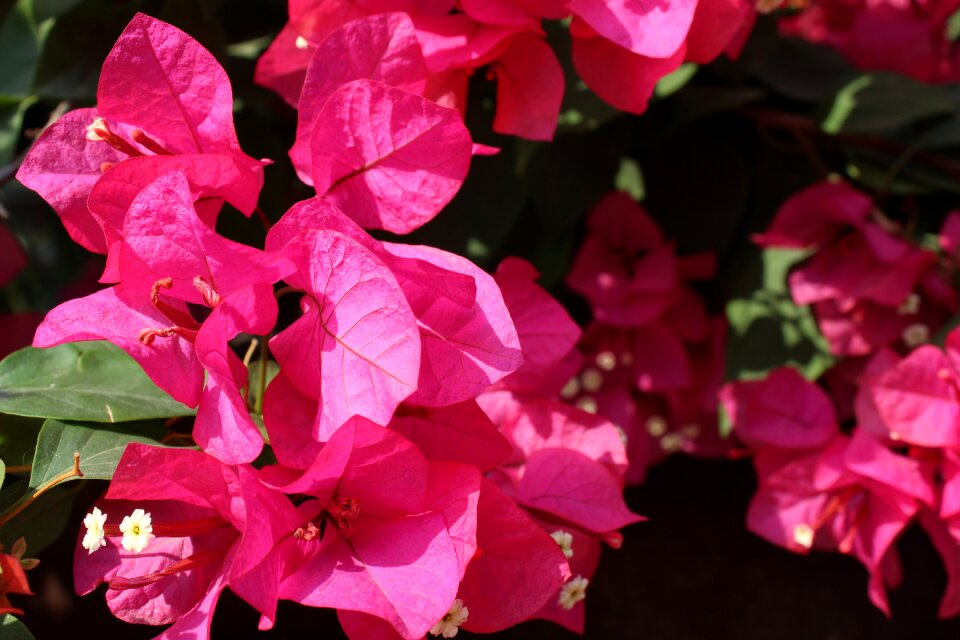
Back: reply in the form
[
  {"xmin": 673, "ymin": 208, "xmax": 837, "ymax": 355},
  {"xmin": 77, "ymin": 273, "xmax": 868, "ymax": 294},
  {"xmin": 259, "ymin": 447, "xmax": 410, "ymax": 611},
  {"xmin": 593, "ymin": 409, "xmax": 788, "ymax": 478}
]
[
  {"xmin": 780, "ymin": 0, "xmax": 960, "ymax": 83},
  {"xmin": 255, "ymin": 0, "xmax": 758, "ymax": 141},
  {"xmin": 755, "ymin": 180, "xmax": 958, "ymax": 360},
  {"xmin": 720, "ymin": 179, "xmax": 960, "ymax": 616},
  {"xmin": 562, "ymin": 192, "xmax": 729, "ymax": 484},
  {"xmin": 16, "ymin": 13, "xmax": 641, "ymax": 638}
]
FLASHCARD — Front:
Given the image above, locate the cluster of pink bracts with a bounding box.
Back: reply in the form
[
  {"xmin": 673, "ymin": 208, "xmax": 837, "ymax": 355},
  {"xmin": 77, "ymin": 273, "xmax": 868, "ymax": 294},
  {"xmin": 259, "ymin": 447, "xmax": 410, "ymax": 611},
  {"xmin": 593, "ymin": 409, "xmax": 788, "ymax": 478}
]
[
  {"xmin": 255, "ymin": 0, "xmax": 758, "ymax": 140},
  {"xmin": 723, "ymin": 181, "xmax": 960, "ymax": 617},
  {"xmin": 14, "ymin": 12, "xmax": 649, "ymax": 639}
]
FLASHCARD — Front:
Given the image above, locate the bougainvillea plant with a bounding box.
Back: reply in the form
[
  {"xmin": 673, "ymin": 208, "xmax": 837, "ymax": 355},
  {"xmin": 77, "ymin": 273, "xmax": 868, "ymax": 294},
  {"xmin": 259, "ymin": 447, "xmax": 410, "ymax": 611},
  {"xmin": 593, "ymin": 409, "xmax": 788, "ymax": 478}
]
[{"xmin": 4, "ymin": 0, "xmax": 960, "ymax": 637}]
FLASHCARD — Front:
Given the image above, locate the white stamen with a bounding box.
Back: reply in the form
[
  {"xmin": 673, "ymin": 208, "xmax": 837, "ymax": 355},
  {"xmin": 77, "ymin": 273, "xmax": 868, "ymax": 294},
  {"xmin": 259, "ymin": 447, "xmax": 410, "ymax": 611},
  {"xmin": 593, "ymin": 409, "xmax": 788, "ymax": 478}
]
[
  {"xmin": 902, "ymin": 323, "xmax": 929, "ymax": 348},
  {"xmin": 85, "ymin": 117, "xmax": 111, "ymax": 142},
  {"xmin": 558, "ymin": 576, "xmax": 589, "ymax": 610},
  {"xmin": 82, "ymin": 507, "xmax": 107, "ymax": 554},
  {"xmin": 551, "ymin": 530, "xmax": 574, "ymax": 559},
  {"xmin": 595, "ymin": 350, "xmax": 617, "ymax": 371},
  {"xmin": 560, "ymin": 376, "xmax": 581, "ymax": 400},
  {"xmin": 793, "ymin": 523, "xmax": 814, "ymax": 549},
  {"xmin": 119, "ymin": 508, "xmax": 154, "ymax": 554},
  {"xmin": 580, "ymin": 368, "xmax": 603, "ymax": 393},
  {"xmin": 897, "ymin": 293, "xmax": 921, "ymax": 316},
  {"xmin": 429, "ymin": 599, "xmax": 469, "ymax": 638},
  {"xmin": 660, "ymin": 433, "xmax": 684, "ymax": 452},
  {"xmin": 294, "ymin": 35, "xmax": 310, "ymax": 50},
  {"xmin": 576, "ymin": 397, "xmax": 597, "ymax": 414},
  {"xmin": 646, "ymin": 415, "xmax": 667, "ymax": 438}
]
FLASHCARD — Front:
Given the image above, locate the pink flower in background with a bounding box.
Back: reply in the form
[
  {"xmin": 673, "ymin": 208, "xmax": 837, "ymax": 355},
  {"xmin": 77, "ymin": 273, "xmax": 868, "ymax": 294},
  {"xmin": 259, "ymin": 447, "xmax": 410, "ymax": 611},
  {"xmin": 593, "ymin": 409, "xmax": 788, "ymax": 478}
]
[
  {"xmin": 756, "ymin": 180, "xmax": 957, "ymax": 357},
  {"xmin": 780, "ymin": 0, "xmax": 960, "ymax": 83}
]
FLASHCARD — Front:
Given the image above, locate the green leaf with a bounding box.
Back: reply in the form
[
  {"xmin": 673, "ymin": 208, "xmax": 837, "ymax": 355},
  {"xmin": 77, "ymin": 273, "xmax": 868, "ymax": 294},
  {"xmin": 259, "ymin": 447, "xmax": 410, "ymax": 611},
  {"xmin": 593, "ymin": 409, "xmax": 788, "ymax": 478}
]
[
  {"xmin": 32, "ymin": 0, "xmax": 85, "ymax": 21},
  {"xmin": 655, "ymin": 63, "xmax": 697, "ymax": 99},
  {"xmin": 822, "ymin": 74, "xmax": 955, "ymax": 135},
  {"xmin": 726, "ymin": 250, "xmax": 834, "ymax": 381},
  {"xmin": 0, "ymin": 342, "xmax": 195, "ymax": 422},
  {"xmin": 753, "ymin": 37, "xmax": 856, "ymax": 103},
  {"xmin": 0, "ymin": 0, "xmax": 41, "ymax": 98},
  {"xmin": 0, "ymin": 415, "xmax": 40, "ymax": 469},
  {"xmin": 29, "ymin": 419, "xmax": 168, "ymax": 490},
  {"xmin": 1, "ymin": 615, "xmax": 35, "ymax": 640},
  {"xmin": 614, "ymin": 157, "xmax": 645, "ymax": 202},
  {"xmin": 0, "ymin": 95, "xmax": 36, "ymax": 165},
  {"xmin": 0, "ymin": 481, "xmax": 78, "ymax": 555}
]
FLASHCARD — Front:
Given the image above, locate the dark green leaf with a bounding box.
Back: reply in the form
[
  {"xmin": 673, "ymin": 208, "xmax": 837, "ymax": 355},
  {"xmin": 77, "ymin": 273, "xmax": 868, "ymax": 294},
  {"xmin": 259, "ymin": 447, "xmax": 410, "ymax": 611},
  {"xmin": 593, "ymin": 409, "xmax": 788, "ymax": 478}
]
[
  {"xmin": 0, "ymin": 481, "xmax": 78, "ymax": 554},
  {"xmin": 1, "ymin": 615, "xmax": 35, "ymax": 640},
  {"xmin": 0, "ymin": 95, "xmax": 35, "ymax": 164},
  {"xmin": 32, "ymin": 0, "xmax": 84, "ymax": 21},
  {"xmin": 823, "ymin": 74, "xmax": 955, "ymax": 135},
  {"xmin": 0, "ymin": 0, "xmax": 41, "ymax": 98},
  {"xmin": 753, "ymin": 37, "xmax": 856, "ymax": 103},
  {"xmin": 726, "ymin": 249, "xmax": 834, "ymax": 380},
  {"xmin": 29, "ymin": 419, "xmax": 168, "ymax": 490},
  {"xmin": 0, "ymin": 342, "xmax": 195, "ymax": 422}
]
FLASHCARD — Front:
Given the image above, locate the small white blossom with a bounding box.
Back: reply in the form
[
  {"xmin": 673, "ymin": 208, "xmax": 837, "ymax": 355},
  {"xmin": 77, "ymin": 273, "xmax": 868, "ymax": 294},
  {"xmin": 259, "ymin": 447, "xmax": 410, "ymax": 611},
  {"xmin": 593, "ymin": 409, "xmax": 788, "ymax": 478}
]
[
  {"xmin": 558, "ymin": 576, "xmax": 589, "ymax": 610},
  {"xmin": 646, "ymin": 415, "xmax": 667, "ymax": 437},
  {"xmin": 902, "ymin": 323, "xmax": 929, "ymax": 348},
  {"xmin": 119, "ymin": 509, "xmax": 154, "ymax": 554},
  {"xmin": 82, "ymin": 507, "xmax": 107, "ymax": 554},
  {"xmin": 580, "ymin": 368, "xmax": 603, "ymax": 393},
  {"xmin": 560, "ymin": 376, "xmax": 581, "ymax": 400},
  {"xmin": 85, "ymin": 117, "xmax": 111, "ymax": 142},
  {"xmin": 294, "ymin": 35, "xmax": 309, "ymax": 50},
  {"xmin": 576, "ymin": 397, "xmax": 598, "ymax": 414},
  {"xmin": 898, "ymin": 293, "xmax": 921, "ymax": 316},
  {"xmin": 595, "ymin": 350, "xmax": 617, "ymax": 371},
  {"xmin": 793, "ymin": 523, "xmax": 815, "ymax": 550},
  {"xmin": 551, "ymin": 530, "xmax": 575, "ymax": 559},
  {"xmin": 429, "ymin": 599, "xmax": 469, "ymax": 638}
]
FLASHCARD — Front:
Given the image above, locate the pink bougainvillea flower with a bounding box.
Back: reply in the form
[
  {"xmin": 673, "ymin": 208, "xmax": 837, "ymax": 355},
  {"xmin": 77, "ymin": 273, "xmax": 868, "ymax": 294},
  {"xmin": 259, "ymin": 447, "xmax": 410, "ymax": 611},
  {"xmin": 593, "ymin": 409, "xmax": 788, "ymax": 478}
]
[
  {"xmin": 472, "ymin": 389, "xmax": 639, "ymax": 630},
  {"xmin": 290, "ymin": 13, "xmax": 429, "ymax": 185},
  {"xmin": 309, "ymin": 78, "xmax": 473, "ymax": 234},
  {"xmin": 16, "ymin": 14, "xmax": 264, "ymax": 254},
  {"xmin": 757, "ymin": 180, "xmax": 956, "ymax": 357},
  {"xmin": 266, "ymin": 197, "xmax": 522, "ymax": 410},
  {"xmin": 780, "ymin": 0, "xmax": 960, "ymax": 83},
  {"xmin": 268, "ymin": 226, "xmax": 422, "ymax": 437},
  {"xmin": 492, "ymin": 257, "xmax": 581, "ymax": 395},
  {"xmin": 566, "ymin": 192, "xmax": 679, "ymax": 327},
  {"xmin": 748, "ymin": 429, "xmax": 935, "ymax": 614},
  {"xmin": 74, "ymin": 444, "xmax": 302, "ymax": 637},
  {"xmin": 488, "ymin": 32, "xmax": 564, "ymax": 141},
  {"xmin": 569, "ymin": 0, "xmax": 697, "ymax": 58},
  {"xmin": 35, "ymin": 172, "xmax": 290, "ymax": 463},
  {"xmin": 455, "ymin": 478, "xmax": 571, "ymax": 633},
  {"xmin": 269, "ymin": 420, "xmax": 481, "ymax": 640},
  {"xmin": 866, "ymin": 331, "xmax": 960, "ymax": 448},
  {"xmin": 719, "ymin": 366, "xmax": 839, "ymax": 451}
]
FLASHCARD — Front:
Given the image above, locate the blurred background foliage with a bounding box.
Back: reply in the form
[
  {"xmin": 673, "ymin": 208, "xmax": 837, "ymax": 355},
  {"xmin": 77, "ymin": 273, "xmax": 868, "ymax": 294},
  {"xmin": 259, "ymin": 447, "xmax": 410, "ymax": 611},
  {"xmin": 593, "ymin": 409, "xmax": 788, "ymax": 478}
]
[{"xmin": 2, "ymin": 0, "xmax": 960, "ymax": 636}]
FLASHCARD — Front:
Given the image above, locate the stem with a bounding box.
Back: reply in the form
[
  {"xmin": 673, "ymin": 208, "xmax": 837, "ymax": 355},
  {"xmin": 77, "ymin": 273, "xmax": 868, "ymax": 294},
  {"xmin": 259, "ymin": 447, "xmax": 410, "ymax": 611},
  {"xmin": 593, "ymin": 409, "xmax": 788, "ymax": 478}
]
[
  {"xmin": 242, "ymin": 338, "xmax": 259, "ymax": 367},
  {"xmin": 4, "ymin": 465, "xmax": 31, "ymax": 474},
  {"xmin": 254, "ymin": 206, "xmax": 272, "ymax": 232},
  {"xmin": 255, "ymin": 337, "xmax": 269, "ymax": 415},
  {"xmin": 0, "ymin": 453, "xmax": 83, "ymax": 528}
]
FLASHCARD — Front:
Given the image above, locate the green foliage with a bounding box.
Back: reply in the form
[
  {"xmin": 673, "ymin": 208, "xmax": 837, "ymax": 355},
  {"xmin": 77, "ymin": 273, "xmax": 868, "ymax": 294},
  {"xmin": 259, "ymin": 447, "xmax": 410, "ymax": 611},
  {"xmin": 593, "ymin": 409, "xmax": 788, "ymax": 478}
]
[
  {"xmin": 726, "ymin": 249, "xmax": 834, "ymax": 381},
  {"xmin": 0, "ymin": 342, "xmax": 195, "ymax": 422},
  {"xmin": 823, "ymin": 73, "xmax": 955, "ymax": 134},
  {"xmin": 0, "ymin": 615, "xmax": 35, "ymax": 640}
]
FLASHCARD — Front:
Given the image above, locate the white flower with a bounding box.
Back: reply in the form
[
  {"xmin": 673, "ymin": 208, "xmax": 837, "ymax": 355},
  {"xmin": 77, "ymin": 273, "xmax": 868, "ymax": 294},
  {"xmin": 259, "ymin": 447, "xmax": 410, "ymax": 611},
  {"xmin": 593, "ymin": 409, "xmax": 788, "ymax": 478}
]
[
  {"xmin": 119, "ymin": 509, "xmax": 154, "ymax": 554},
  {"xmin": 902, "ymin": 323, "xmax": 930, "ymax": 348},
  {"xmin": 793, "ymin": 523, "xmax": 815, "ymax": 550},
  {"xmin": 551, "ymin": 530, "xmax": 575, "ymax": 559},
  {"xmin": 82, "ymin": 507, "xmax": 107, "ymax": 554},
  {"xmin": 429, "ymin": 599, "xmax": 469, "ymax": 638},
  {"xmin": 580, "ymin": 368, "xmax": 603, "ymax": 393},
  {"xmin": 558, "ymin": 576, "xmax": 589, "ymax": 610}
]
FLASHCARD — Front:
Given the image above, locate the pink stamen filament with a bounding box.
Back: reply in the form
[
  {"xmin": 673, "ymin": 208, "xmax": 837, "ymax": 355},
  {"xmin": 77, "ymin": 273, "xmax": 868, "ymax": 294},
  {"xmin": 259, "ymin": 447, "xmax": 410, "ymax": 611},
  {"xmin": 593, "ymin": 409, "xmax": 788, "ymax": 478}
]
[
  {"xmin": 130, "ymin": 129, "xmax": 173, "ymax": 155},
  {"xmin": 102, "ymin": 516, "xmax": 228, "ymax": 538},
  {"xmin": 139, "ymin": 326, "xmax": 199, "ymax": 345},
  {"xmin": 88, "ymin": 120, "xmax": 144, "ymax": 158},
  {"xmin": 192, "ymin": 276, "xmax": 222, "ymax": 308},
  {"xmin": 107, "ymin": 548, "xmax": 222, "ymax": 590},
  {"xmin": 807, "ymin": 485, "xmax": 863, "ymax": 548}
]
